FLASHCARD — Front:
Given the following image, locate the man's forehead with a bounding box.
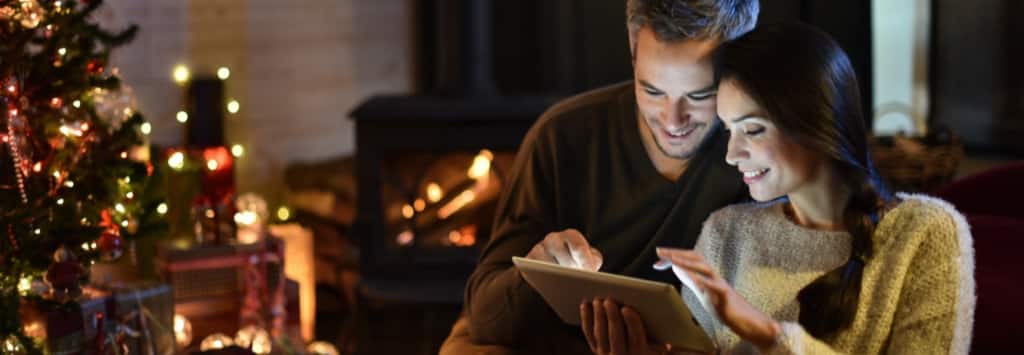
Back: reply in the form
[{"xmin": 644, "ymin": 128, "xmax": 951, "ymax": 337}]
[{"xmin": 634, "ymin": 27, "xmax": 720, "ymax": 63}]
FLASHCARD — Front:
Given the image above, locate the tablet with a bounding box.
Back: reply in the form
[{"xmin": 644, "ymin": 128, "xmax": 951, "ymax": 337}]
[{"xmin": 513, "ymin": 256, "xmax": 715, "ymax": 352}]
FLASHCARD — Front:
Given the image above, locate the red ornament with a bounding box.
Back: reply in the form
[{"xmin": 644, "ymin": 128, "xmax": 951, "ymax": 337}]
[
  {"xmin": 86, "ymin": 59, "xmax": 104, "ymax": 74},
  {"xmin": 97, "ymin": 229, "xmax": 124, "ymax": 261},
  {"xmin": 97, "ymin": 210, "xmax": 124, "ymax": 261}
]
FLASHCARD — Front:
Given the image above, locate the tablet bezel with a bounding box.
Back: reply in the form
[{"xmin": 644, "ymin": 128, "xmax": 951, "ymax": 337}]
[{"xmin": 513, "ymin": 256, "xmax": 715, "ymax": 352}]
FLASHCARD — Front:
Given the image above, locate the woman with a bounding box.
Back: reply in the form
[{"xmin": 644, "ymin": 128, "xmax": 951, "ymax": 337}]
[{"xmin": 581, "ymin": 23, "xmax": 974, "ymax": 354}]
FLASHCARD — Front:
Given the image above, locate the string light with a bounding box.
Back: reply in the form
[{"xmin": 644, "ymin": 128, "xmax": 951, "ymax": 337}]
[
  {"xmin": 157, "ymin": 203, "xmax": 168, "ymax": 215},
  {"xmin": 57, "ymin": 198, "xmax": 64, "ymax": 205},
  {"xmin": 58, "ymin": 47, "xmax": 67, "ymax": 56},
  {"xmin": 217, "ymin": 67, "xmax": 231, "ymax": 80},
  {"xmin": 168, "ymin": 152, "xmax": 185, "ymax": 170},
  {"xmin": 126, "ymin": 192, "xmax": 134, "ymax": 199},
  {"xmin": 72, "ymin": 100, "xmax": 81, "ymax": 108},
  {"xmin": 173, "ymin": 64, "xmax": 190, "ymax": 84},
  {"xmin": 115, "ymin": 203, "xmax": 125, "ymax": 213},
  {"xmin": 121, "ymin": 220, "xmax": 128, "ymax": 227},
  {"xmin": 176, "ymin": 110, "xmax": 188, "ymax": 123},
  {"xmin": 206, "ymin": 159, "xmax": 219, "ymax": 171},
  {"xmin": 401, "ymin": 204, "xmax": 414, "ymax": 219},
  {"xmin": 65, "ymin": 180, "xmax": 74, "ymax": 188},
  {"xmin": 33, "ymin": 229, "xmax": 40, "ymax": 235},
  {"xmin": 413, "ymin": 199, "xmax": 426, "ymax": 211},
  {"xmin": 231, "ymin": 144, "xmax": 244, "ymax": 157},
  {"xmin": 226, "ymin": 100, "xmax": 240, "ymax": 114},
  {"xmin": 124, "ymin": 176, "xmax": 131, "ymax": 183},
  {"xmin": 17, "ymin": 277, "xmax": 31, "ymax": 293},
  {"xmin": 120, "ymin": 151, "xmax": 128, "ymax": 159},
  {"xmin": 276, "ymin": 206, "xmax": 291, "ymax": 221},
  {"xmin": 140, "ymin": 122, "xmax": 152, "ymax": 135}
]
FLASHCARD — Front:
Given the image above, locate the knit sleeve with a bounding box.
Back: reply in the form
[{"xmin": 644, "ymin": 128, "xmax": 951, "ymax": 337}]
[
  {"xmin": 764, "ymin": 197, "xmax": 974, "ymax": 355},
  {"xmin": 883, "ymin": 198, "xmax": 973, "ymax": 355}
]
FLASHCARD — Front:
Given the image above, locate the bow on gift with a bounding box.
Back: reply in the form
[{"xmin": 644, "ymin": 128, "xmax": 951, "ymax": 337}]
[{"xmin": 92, "ymin": 287, "xmax": 174, "ymax": 355}]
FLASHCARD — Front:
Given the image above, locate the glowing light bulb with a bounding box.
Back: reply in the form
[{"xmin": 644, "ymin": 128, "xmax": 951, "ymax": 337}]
[
  {"xmin": 217, "ymin": 67, "xmax": 231, "ymax": 80},
  {"xmin": 401, "ymin": 204, "xmax": 414, "ymax": 219},
  {"xmin": 176, "ymin": 110, "xmax": 188, "ymax": 123},
  {"xmin": 115, "ymin": 203, "xmax": 125, "ymax": 213},
  {"xmin": 276, "ymin": 206, "xmax": 291, "ymax": 221},
  {"xmin": 168, "ymin": 152, "xmax": 185, "ymax": 170},
  {"xmin": 231, "ymin": 144, "xmax": 244, "ymax": 157},
  {"xmin": 206, "ymin": 159, "xmax": 219, "ymax": 171},
  {"xmin": 173, "ymin": 64, "xmax": 190, "ymax": 84},
  {"xmin": 157, "ymin": 203, "xmax": 168, "ymax": 215},
  {"xmin": 226, "ymin": 100, "xmax": 240, "ymax": 114},
  {"xmin": 140, "ymin": 122, "xmax": 152, "ymax": 135}
]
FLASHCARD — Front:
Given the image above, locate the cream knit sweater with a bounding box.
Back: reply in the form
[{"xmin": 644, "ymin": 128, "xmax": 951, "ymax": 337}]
[{"xmin": 685, "ymin": 193, "xmax": 975, "ymax": 355}]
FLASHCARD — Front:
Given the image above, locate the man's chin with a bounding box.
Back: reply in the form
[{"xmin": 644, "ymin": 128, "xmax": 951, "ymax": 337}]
[{"xmin": 657, "ymin": 144, "xmax": 698, "ymax": 160}]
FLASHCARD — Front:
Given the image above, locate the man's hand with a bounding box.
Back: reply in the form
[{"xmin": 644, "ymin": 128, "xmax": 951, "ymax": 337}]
[
  {"xmin": 525, "ymin": 228, "xmax": 603, "ymax": 271},
  {"xmin": 580, "ymin": 298, "xmax": 676, "ymax": 355}
]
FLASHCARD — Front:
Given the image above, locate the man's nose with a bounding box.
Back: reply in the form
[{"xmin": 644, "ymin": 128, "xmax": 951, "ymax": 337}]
[{"xmin": 662, "ymin": 98, "xmax": 690, "ymax": 129}]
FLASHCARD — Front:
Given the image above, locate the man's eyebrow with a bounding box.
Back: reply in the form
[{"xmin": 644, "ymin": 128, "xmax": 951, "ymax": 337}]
[
  {"xmin": 638, "ymin": 79, "xmax": 660, "ymax": 92},
  {"xmin": 688, "ymin": 84, "xmax": 717, "ymax": 96}
]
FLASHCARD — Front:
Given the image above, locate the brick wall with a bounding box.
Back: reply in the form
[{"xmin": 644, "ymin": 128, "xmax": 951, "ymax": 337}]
[{"xmin": 101, "ymin": 0, "xmax": 414, "ymax": 203}]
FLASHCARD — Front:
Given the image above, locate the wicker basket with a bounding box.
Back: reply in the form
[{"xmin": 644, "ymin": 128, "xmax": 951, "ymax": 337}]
[{"xmin": 869, "ymin": 128, "xmax": 965, "ymax": 193}]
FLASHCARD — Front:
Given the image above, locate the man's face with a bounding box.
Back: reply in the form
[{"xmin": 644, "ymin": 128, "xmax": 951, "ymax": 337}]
[{"xmin": 633, "ymin": 27, "xmax": 720, "ymax": 160}]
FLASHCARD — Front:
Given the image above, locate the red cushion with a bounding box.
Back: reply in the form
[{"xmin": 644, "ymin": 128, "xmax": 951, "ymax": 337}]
[
  {"xmin": 934, "ymin": 162, "xmax": 1024, "ymax": 219},
  {"xmin": 963, "ymin": 214, "xmax": 1024, "ymax": 354}
]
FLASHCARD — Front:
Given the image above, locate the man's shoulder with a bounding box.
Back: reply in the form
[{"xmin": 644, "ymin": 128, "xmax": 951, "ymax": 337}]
[{"xmin": 533, "ymin": 81, "xmax": 634, "ymax": 132}]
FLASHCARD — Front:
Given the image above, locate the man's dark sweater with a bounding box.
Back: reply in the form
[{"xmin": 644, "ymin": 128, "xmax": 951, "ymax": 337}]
[{"xmin": 464, "ymin": 81, "xmax": 747, "ymax": 349}]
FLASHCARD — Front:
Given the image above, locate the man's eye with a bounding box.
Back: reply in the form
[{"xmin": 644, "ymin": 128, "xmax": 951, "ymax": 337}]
[{"xmin": 690, "ymin": 92, "xmax": 716, "ymax": 100}]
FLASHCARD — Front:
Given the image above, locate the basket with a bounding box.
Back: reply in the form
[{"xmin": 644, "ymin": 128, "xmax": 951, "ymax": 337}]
[{"xmin": 869, "ymin": 127, "xmax": 965, "ymax": 193}]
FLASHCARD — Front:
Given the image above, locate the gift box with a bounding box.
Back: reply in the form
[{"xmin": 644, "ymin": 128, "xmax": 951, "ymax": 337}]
[
  {"xmin": 20, "ymin": 298, "xmax": 88, "ymax": 354},
  {"xmin": 95, "ymin": 282, "xmax": 175, "ymax": 355},
  {"xmin": 156, "ymin": 238, "xmax": 288, "ymax": 342}
]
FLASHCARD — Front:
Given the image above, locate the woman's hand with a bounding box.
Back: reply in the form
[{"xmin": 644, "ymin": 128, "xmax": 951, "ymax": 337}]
[
  {"xmin": 579, "ymin": 298, "xmax": 673, "ymax": 355},
  {"xmin": 655, "ymin": 247, "xmax": 782, "ymax": 351}
]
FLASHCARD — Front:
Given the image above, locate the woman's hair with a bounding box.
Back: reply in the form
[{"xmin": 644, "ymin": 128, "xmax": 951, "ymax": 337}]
[{"xmin": 714, "ymin": 22, "xmax": 893, "ymax": 339}]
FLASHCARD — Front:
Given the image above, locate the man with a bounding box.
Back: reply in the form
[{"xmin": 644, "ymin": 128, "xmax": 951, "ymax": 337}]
[{"xmin": 442, "ymin": 0, "xmax": 759, "ymax": 353}]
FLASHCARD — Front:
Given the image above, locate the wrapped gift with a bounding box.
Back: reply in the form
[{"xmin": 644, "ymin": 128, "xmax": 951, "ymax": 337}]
[
  {"xmin": 20, "ymin": 298, "xmax": 88, "ymax": 354},
  {"xmin": 20, "ymin": 287, "xmax": 120, "ymax": 355},
  {"xmin": 96, "ymin": 282, "xmax": 175, "ymax": 355}
]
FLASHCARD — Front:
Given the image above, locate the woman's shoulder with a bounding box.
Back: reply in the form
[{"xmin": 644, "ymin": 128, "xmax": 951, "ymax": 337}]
[
  {"xmin": 884, "ymin": 193, "xmax": 966, "ymax": 230},
  {"xmin": 877, "ymin": 193, "xmax": 971, "ymax": 252}
]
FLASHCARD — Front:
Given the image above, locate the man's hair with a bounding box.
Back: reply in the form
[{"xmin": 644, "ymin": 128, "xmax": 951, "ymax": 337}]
[{"xmin": 627, "ymin": 0, "xmax": 759, "ymax": 48}]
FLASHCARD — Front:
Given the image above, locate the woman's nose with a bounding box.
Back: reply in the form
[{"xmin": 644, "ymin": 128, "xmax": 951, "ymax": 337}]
[{"xmin": 725, "ymin": 135, "xmax": 747, "ymax": 166}]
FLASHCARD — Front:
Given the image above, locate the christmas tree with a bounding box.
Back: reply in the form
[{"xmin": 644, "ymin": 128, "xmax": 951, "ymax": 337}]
[{"xmin": 1, "ymin": 0, "xmax": 165, "ymax": 352}]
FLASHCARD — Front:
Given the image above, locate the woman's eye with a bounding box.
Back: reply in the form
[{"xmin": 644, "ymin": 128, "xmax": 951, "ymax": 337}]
[
  {"xmin": 644, "ymin": 88, "xmax": 662, "ymax": 96},
  {"xmin": 745, "ymin": 127, "xmax": 765, "ymax": 136}
]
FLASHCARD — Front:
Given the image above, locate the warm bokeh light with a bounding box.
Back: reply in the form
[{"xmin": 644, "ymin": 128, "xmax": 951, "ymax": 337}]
[
  {"xmin": 173, "ymin": 64, "xmax": 190, "ymax": 84},
  {"xmin": 217, "ymin": 67, "xmax": 231, "ymax": 80}
]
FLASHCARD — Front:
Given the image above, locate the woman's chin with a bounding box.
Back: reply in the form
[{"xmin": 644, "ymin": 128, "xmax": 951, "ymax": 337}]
[{"xmin": 749, "ymin": 189, "xmax": 783, "ymax": 202}]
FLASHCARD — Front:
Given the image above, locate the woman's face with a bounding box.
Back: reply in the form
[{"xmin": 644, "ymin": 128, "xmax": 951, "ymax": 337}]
[{"xmin": 716, "ymin": 79, "xmax": 824, "ymax": 201}]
